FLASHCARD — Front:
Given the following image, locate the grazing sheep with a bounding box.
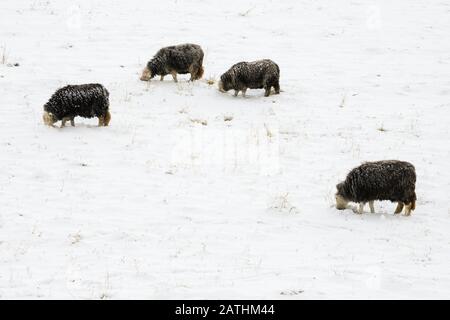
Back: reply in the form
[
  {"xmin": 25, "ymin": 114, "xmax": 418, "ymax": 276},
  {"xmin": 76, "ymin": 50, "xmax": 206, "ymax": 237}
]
[
  {"xmin": 43, "ymin": 83, "xmax": 111, "ymax": 128},
  {"xmin": 335, "ymin": 160, "xmax": 417, "ymax": 215},
  {"xmin": 140, "ymin": 43, "xmax": 204, "ymax": 82},
  {"xmin": 218, "ymin": 59, "xmax": 280, "ymax": 97}
]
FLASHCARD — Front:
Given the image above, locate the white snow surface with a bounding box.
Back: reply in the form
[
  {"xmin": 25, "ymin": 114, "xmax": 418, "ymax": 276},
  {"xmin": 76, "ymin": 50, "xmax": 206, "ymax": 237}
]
[{"xmin": 0, "ymin": 0, "xmax": 449, "ymax": 299}]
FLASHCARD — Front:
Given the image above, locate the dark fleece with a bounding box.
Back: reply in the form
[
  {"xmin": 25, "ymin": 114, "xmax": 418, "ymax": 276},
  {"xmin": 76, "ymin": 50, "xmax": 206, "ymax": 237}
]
[
  {"xmin": 44, "ymin": 83, "xmax": 110, "ymax": 120},
  {"xmin": 336, "ymin": 160, "xmax": 416, "ymax": 204},
  {"xmin": 146, "ymin": 43, "xmax": 204, "ymax": 77},
  {"xmin": 220, "ymin": 59, "xmax": 280, "ymax": 92}
]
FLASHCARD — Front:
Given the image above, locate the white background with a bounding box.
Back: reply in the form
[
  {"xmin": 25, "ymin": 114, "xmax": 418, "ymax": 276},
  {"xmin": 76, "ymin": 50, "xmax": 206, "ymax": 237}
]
[{"xmin": 0, "ymin": 0, "xmax": 449, "ymax": 299}]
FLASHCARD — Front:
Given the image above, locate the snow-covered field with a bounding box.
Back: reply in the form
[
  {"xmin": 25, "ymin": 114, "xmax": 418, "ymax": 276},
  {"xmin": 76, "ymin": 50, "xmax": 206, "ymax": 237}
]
[{"xmin": 1, "ymin": 0, "xmax": 449, "ymax": 299}]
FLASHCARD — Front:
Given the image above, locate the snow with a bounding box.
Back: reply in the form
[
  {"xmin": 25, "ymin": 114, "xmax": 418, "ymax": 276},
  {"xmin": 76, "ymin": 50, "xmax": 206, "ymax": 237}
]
[{"xmin": 0, "ymin": 0, "xmax": 449, "ymax": 299}]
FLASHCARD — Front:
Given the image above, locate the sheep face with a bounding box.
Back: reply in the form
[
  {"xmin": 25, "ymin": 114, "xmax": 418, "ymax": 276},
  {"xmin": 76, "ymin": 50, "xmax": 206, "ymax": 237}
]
[
  {"xmin": 218, "ymin": 80, "xmax": 225, "ymax": 92},
  {"xmin": 218, "ymin": 79, "xmax": 231, "ymax": 93},
  {"xmin": 335, "ymin": 194, "xmax": 349, "ymax": 210},
  {"xmin": 140, "ymin": 67, "xmax": 153, "ymax": 81},
  {"xmin": 43, "ymin": 111, "xmax": 57, "ymax": 127},
  {"xmin": 335, "ymin": 182, "xmax": 349, "ymax": 210}
]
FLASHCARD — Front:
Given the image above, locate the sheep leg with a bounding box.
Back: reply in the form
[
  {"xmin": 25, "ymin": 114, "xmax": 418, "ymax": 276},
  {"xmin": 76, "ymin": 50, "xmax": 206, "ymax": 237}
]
[
  {"xmin": 61, "ymin": 117, "xmax": 70, "ymax": 128},
  {"xmin": 188, "ymin": 66, "xmax": 196, "ymax": 81},
  {"xmin": 171, "ymin": 71, "xmax": 178, "ymax": 83},
  {"xmin": 70, "ymin": 117, "xmax": 75, "ymax": 127},
  {"xmin": 404, "ymin": 203, "xmax": 413, "ymax": 216},
  {"xmin": 103, "ymin": 111, "xmax": 111, "ymax": 126},
  {"xmin": 160, "ymin": 75, "xmax": 165, "ymax": 81},
  {"xmin": 394, "ymin": 202, "xmax": 404, "ymax": 214},
  {"xmin": 264, "ymin": 86, "xmax": 271, "ymax": 97},
  {"xmin": 98, "ymin": 113, "xmax": 111, "ymax": 127},
  {"xmin": 189, "ymin": 65, "xmax": 203, "ymax": 81},
  {"xmin": 188, "ymin": 65, "xmax": 194, "ymax": 81},
  {"xmin": 241, "ymin": 88, "xmax": 247, "ymax": 97},
  {"xmin": 189, "ymin": 71, "xmax": 200, "ymax": 81},
  {"xmin": 369, "ymin": 201, "xmax": 375, "ymax": 213},
  {"xmin": 274, "ymin": 82, "xmax": 280, "ymax": 94},
  {"xmin": 234, "ymin": 90, "xmax": 239, "ymax": 97},
  {"xmin": 357, "ymin": 202, "xmax": 365, "ymax": 214},
  {"xmin": 196, "ymin": 66, "xmax": 204, "ymax": 80}
]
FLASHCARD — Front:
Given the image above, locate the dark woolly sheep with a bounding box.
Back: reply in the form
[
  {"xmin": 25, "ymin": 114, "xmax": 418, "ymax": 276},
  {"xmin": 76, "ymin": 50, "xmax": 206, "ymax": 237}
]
[
  {"xmin": 218, "ymin": 59, "xmax": 280, "ymax": 97},
  {"xmin": 43, "ymin": 83, "xmax": 111, "ymax": 128},
  {"xmin": 335, "ymin": 160, "xmax": 417, "ymax": 215},
  {"xmin": 140, "ymin": 43, "xmax": 204, "ymax": 82}
]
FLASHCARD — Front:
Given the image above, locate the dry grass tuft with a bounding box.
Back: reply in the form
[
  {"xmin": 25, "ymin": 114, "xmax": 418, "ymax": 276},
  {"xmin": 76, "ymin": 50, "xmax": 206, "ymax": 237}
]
[
  {"xmin": 1, "ymin": 47, "xmax": 8, "ymax": 65},
  {"xmin": 264, "ymin": 123, "xmax": 273, "ymax": 138},
  {"xmin": 239, "ymin": 7, "xmax": 255, "ymax": 17},
  {"xmin": 206, "ymin": 76, "xmax": 215, "ymax": 85},
  {"xmin": 69, "ymin": 232, "xmax": 82, "ymax": 245},
  {"xmin": 270, "ymin": 192, "xmax": 299, "ymax": 214},
  {"xmin": 190, "ymin": 118, "xmax": 207, "ymax": 126}
]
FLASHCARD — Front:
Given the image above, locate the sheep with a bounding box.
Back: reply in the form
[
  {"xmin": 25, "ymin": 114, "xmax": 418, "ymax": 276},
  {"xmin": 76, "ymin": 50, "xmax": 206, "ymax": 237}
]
[
  {"xmin": 335, "ymin": 160, "xmax": 417, "ymax": 215},
  {"xmin": 140, "ymin": 43, "xmax": 204, "ymax": 82},
  {"xmin": 218, "ymin": 59, "xmax": 280, "ymax": 97},
  {"xmin": 42, "ymin": 83, "xmax": 111, "ymax": 128}
]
